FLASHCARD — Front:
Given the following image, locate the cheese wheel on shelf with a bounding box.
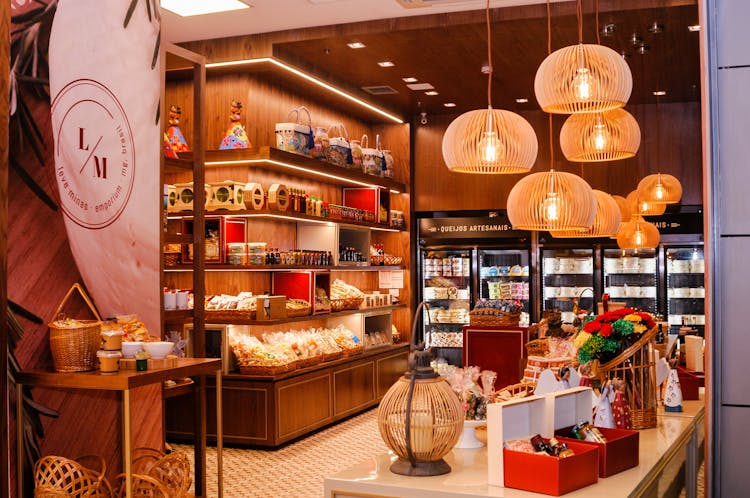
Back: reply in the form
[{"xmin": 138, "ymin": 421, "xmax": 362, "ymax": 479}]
[
  {"xmin": 245, "ymin": 182, "xmax": 265, "ymax": 210},
  {"xmin": 268, "ymin": 183, "xmax": 289, "ymax": 211}
]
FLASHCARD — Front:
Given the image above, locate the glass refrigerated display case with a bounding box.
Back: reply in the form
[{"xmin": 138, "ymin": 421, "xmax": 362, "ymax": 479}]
[
  {"xmin": 421, "ymin": 250, "xmax": 472, "ymax": 362},
  {"xmin": 665, "ymin": 245, "xmax": 705, "ymax": 336},
  {"xmin": 478, "ymin": 249, "xmax": 530, "ymax": 319},
  {"xmin": 541, "ymin": 249, "xmax": 595, "ymax": 318},
  {"xmin": 603, "ymin": 248, "xmax": 658, "ymax": 314}
]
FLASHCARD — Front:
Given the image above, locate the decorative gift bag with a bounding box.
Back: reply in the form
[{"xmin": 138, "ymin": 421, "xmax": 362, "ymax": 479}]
[
  {"xmin": 325, "ymin": 124, "xmax": 353, "ymax": 168},
  {"xmin": 360, "ymin": 134, "xmax": 382, "ymax": 176},
  {"xmin": 275, "ymin": 106, "xmax": 314, "ymax": 156}
]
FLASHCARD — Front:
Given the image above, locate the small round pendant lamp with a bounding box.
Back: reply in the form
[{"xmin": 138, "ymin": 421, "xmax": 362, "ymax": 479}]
[
  {"xmin": 610, "ymin": 194, "xmax": 631, "ymax": 238},
  {"xmin": 617, "ymin": 215, "xmax": 660, "ymax": 250},
  {"xmin": 534, "ymin": 43, "xmax": 632, "ymax": 114},
  {"xmin": 507, "ymin": 169, "xmax": 597, "ymax": 232},
  {"xmin": 626, "ymin": 189, "xmax": 666, "ymax": 216},
  {"xmin": 559, "ymin": 109, "xmax": 640, "ymax": 162},
  {"xmin": 442, "ymin": 107, "xmax": 538, "ymax": 173},
  {"xmin": 637, "ymin": 173, "xmax": 682, "ymax": 204},
  {"xmin": 552, "ymin": 190, "xmax": 621, "ymax": 238}
]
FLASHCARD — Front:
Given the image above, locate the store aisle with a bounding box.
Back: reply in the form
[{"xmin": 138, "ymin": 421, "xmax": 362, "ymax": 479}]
[{"xmin": 174, "ymin": 408, "xmax": 388, "ymax": 498}]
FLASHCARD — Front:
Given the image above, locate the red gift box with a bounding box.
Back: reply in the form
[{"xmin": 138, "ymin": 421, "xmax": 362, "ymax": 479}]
[
  {"xmin": 488, "ymin": 395, "xmax": 599, "ymax": 495},
  {"xmin": 545, "ymin": 387, "xmax": 639, "ymax": 478},
  {"xmin": 677, "ymin": 366, "xmax": 703, "ymax": 400},
  {"xmin": 503, "ymin": 440, "xmax": 599, "ymax": 496},
  {"xmin": 556, "ymin": 426, "xmax": 639, "ymax": 477}
]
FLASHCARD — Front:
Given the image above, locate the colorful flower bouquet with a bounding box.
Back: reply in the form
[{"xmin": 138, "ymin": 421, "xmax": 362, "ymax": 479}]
[{"xmin": 574, "ymin": 308, "xmax": 656, "ymax": 364}]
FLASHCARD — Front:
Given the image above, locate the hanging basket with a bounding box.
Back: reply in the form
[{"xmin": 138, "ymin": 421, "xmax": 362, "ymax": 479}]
[
  {"xmin": 593, "ymin": 326, "xmax": 658, "ymax": 429},
  {"xmin": 48, "ymin": 283, "xmax": 102, "ymax": 372}
]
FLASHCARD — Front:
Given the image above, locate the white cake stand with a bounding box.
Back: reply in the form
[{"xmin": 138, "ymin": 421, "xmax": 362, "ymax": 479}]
[{"xmin": 454, "ymin": 419, "xmax": 485, "ymax": 449}]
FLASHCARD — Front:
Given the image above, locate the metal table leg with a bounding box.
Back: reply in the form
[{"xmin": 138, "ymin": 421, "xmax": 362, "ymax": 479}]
[
  {"xmin": 16, "ymin": 383, "xmax": 24, "ymax": 498},
  {"xmin": 216, "ymin": 370, "xmax": 223, "ymax": 498},
  {"xmin": 123, "ymin": 389, "xmax": 132, "ymax": 498}
]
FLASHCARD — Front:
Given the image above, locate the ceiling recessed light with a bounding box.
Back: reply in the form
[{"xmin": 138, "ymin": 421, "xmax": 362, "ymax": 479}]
[
  {"xmin": 161, "ymin": 0, "xmax": 250, "ymax": 16},
  {"xmin": 443, "ymin": 102, "xmax": 456, "ymax": 108},
  {"xmin": 515, "ymin": 98, "xmax": 529, "ymax": 103},
  {"xmin": 406, "ymin": 83, "xmax": 434, "ymax": 91},
  {"xmin": 402, "ymin": 77, "xmax": 418, "ymax": 83},
  {"xmin": 688, "ymin": 24, "xmax": 701, "ymax": 32},
  {"xmin": 377, "ymin": 61, "xmax": 395, "ymax": 67},
  {"xmin": 425, "ymin": 91, "xmax": 439, "ymax": 96},
  {"xmin": 653, "ymin": 90, "xmax": 667, "ymax": 96},
  {"xmin": 347, "ymin": 42, "xmax": 366, "ymax": 49}
]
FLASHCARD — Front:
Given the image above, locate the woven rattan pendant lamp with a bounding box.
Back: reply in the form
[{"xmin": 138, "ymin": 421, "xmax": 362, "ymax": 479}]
[
  {"xmin": 552, "ymin": 189, "xmax": 621, "ymax": 238},
  {"xmin": 560, "ymin": 108, "xmax": 640, "ymax": 162},
  {"xmin": 610, "ymin": 194, "xmax": 631, "ymax": 238},
  {"xmin": 441, "ymin": 0, "xmax": 537, "ymax": 173},
  {"xmin": 637, "ymin": 173, "xmax": 682, "ymax": 204},
  {"xmin": 627, "ymin": 189, "xmax": 666, "ymax": 216},
  {"xmin": 617, "ymin": 214, "xmax": 660, "ymax": 250},
  {"xmin": 534, "ymin": 0, "xmax": 632, "ymax": 114}
]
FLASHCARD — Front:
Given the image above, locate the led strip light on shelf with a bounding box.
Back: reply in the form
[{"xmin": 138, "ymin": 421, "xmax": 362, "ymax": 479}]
[
  {"xmin": 166, "ymin": 212, "xmax": 401, "ymax": 232},
  {"xmin": 203, "ymin": 158, "xmax": 401, "ymax": 194},
  {"xmin": 205, "ymin": 57, "xmax": 404, "ymax": 124}
]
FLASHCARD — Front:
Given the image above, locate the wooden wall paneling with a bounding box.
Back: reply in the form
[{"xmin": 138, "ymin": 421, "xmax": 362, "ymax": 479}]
[
  {"xmin": 204, "ymin": 272, "xmax": 271, "ymax": 296},
  {"xmin": 1, "ymin": 0, "xmax": 9, "ymax": 493},
  {"xmin": 413, "ymin": 103, "xmax": 702, "ymax": 212}
]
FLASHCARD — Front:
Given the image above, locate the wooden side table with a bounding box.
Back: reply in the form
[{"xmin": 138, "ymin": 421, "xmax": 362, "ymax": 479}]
[{"xmin": 17, "ymin": 358, "xmax": 223, "ymax": 498}]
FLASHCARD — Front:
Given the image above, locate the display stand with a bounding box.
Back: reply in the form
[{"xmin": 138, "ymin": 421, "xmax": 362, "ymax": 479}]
[{"xmin": 16, "ymin": 358, "xmax": 223, "ymax": 498}]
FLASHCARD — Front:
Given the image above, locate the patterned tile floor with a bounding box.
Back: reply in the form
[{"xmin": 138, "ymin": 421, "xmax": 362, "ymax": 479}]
[
  {"xmin": 175, "ymin": 409, "xmax": 705, "ymax": 498},
  {"xmin": 173, "ymin": 408, "xmax": 387, "ymax": 498}
]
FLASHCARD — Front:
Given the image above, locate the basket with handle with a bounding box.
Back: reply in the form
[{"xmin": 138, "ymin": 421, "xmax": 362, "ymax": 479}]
[
  {"xmin": 275, "ymin": 106, "xmax": 314, "ymax": 156},
  {"xmin": 326, "ymin": 123, "xmax": 353, "ymax": 168},
  {"xmin": 593, "ymin": 326, "xmax": 658, "ymax": 429},
  {"xmin": 48, "ymin": 283, "xmax": 102, "ymax": 372},
  {"xmin": 34, "ymin": 454, "xmax": 112, "ymax": 497}
]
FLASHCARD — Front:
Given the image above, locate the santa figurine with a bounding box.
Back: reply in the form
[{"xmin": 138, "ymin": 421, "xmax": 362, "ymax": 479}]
[
  {"xmin": 612, "ymin": 378, "xmax": 632, "ymax": 430},
  {"xmin": 664, "ymin": 358, "xmax": 684, "ymax": 412},
  {"xmin": 219, "ymin": 99, "xmax": 251, "ymax": 149}
]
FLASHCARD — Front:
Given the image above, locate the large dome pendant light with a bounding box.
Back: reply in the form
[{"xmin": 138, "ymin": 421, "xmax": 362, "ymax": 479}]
[
  {"xmin": 617, "ymin": 214, "xmax": 660, "ymax": 250},
  {"xmin": 638, "ymin": 172, "xmax": 683, "ymax": 204},
  {"xmin": 610, "ymin": 194, "xmax": 631, "ymax": 239},
  {"xmin": 534, "ymin": 0, "xmax": 632, "ymax": 114},
  {"xmin": 552, "ymin": 189, "xmax": 621, "ymax": 238},
  {"xmin": 559, "ymin": 108, "xmax": 641, "ymax": 162},
  {"xmin": 441, "ymin": 0, "xmax": 538, "ymax": 173}
]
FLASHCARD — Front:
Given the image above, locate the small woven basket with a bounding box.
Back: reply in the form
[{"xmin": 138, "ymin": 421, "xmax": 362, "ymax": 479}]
[
  {"xmin": 48, "ymin": 283, "xmax": 102, "ymax": 372},
  {"xmin": 525, "ymin": 338, "xmax": 550, "ymax": 357},
  {"xmin": 34, "ymin": 454, "xmax": 112, "ymax": 497},
  {"xmin": 286, "ymin": 305, "xmax": 312, "ymax": 317},
  {"xmin": 331, "ymin": 297, "xmax": 363, "ymax": 312}
]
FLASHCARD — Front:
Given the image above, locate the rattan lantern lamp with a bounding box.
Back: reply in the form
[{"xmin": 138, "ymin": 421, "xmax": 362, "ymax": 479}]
[
  {"xmin": 441, "ymin": 0, "xmax": 537, "ymax": 174},
  {"xmin": 534, "ymin": 0, "xmax": 632, "ymax": 114},
  {"xmin": 560, "ymin": 108, "xmax": 640, "ymax": 162},
  {"xmin": 617, "ymin": 214, "xmax": 660, "ymax": 250},
  {"xmin": 552, "ymin": 189, "xmax": 621, "ymax": 238},
  {"xmin": 610, "ymin": 194, "xmax": 631, "ymax": 238},
  {"xmin": 377, "ymin": 303, "xmax": 463, "ymax": 476}
]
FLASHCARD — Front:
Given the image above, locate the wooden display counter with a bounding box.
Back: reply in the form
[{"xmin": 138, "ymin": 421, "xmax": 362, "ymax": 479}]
[
  {"xmin": 166, "ymin": 343, "xmax": 409, "ymax": 447},
  {"xmin": 324, "ymin": 399, "xmax": 705, "ymax": 498}
]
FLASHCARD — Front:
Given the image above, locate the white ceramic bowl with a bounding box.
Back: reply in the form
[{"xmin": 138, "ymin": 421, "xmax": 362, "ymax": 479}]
[
  {"xmin": 142, "ymin": 341, "xmax": 174, "ymax": 359},
  {"xmin": 121, "ymin": 341, "xmax": 144, "ymax": 359}
]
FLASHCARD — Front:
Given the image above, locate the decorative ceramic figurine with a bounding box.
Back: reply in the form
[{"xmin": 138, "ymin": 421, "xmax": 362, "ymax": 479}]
[
  {"xmin": 664, "ymin": 358, "xmax": 684, "ymax": 412},
  {"xmin": 578, "ymin": 362, "xmax": 593, "ymax": 387},
  {"xmin": 594, "ymin": 380, "xmax": 616, "ymax": 428},
  {"xmin": 164, "ymin": 105, "xmax": 190, "ymax": 157},
  {"xmin": 612, "ymin": 378, "xmax": 632, "ymax": 430},
  {"xmin": 219, "ymin": 99, "xmax": 250, "ymax": 149}
]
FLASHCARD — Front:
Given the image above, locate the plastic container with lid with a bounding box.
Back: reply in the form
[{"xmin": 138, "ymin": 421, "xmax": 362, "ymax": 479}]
[
  {"xmin": 227, "ymin": 242, "xmax": 247, "ymax": 254},
  {"xmin": 97, "ymin": 350, "xmax": 122, "ymax": 373},
  {"xmin": 247, "ymin": 242, "xmax": 267, "ymax": 254},
  {"xmin": 101, "ymin": 329, "xmax": 124, "ymax": 351}
]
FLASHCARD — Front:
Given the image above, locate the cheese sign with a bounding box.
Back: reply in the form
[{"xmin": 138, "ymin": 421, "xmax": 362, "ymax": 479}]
[{"xmin": 419, "ymin": 213, "xmax": 529, "ymax": 240}]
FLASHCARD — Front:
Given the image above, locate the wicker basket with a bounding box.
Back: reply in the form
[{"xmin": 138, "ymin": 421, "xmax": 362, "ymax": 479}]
[
  {"xmin": 239, "ymin": 362, "xmax": 297, "ymax": 375},
  {"xmin": 34, "ymin": 454, "xmax": 112, "ymax": 497},
  {"xmin": 525, "ymin": 338, "xmax": 550, "ymax": 357},
  {"xmin": 114, "ymin": 473, "xmax": 171, "ymax": 498},
  {"xmin": 286, "ymin": 305, "xmax": 312, "ymax": 317},
  {"xmin": 342, "ymin": 345, "xmax": 365, "ymax": 357},
  {"xmin": 330, "ymin": 297, "xmax": 363, "ymax": 312},
  {"xmin": 469, "ymin": 312, "xmax": 520, "ymax": 327},
  {"xmin": 593, "ymin": 326, "xmax": 658, "ymax": 430},
  {"xmin": 204, "ymin": 309, "xmax": 255, "ymax": 321},
  {"xmin": 48, "ymin": 283, "xmax": 102, "ymax": 372},
  {"xmin": 296, "ymin": 355, "xmax": 323, "ymax": 369},
  {"xmin": 164, "ymin": 252, "xmax": 181, "ymax": 266},
  {"xmin": 322, "ymin": 350, "xmax": 344, "ymax": 362},
  {"xmin": 132, "ymin": 448, "xmax": 193, "ymax": 498}
]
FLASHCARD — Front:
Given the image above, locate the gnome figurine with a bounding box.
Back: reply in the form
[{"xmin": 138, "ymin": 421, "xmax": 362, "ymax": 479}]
[
  {"xmin": 664, "ymin": 358, "xmax": 684, "ymax": 412},
  {"xmin": 219, "ymin": 100, "xmax": 251, "ymax": 149}
]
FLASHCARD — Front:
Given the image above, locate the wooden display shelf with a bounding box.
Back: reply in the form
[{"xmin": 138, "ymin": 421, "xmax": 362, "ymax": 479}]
[
  {"xmin": 164, "ymin": 264, "xmax": 404, "ymax": 272},
  {"xmin": 166, "ymin": 344, "xmax": 409, "ymax": 447},
  {"xmin": 167, "ymin": 208, "xmax": 402, "ymax": 231},
  {"xmin": 164, "ymin": 233, "xmax": 193, "ymax": 244},
  {"xmin": 200, "ymin": 303, "xmax": 405, "ymax": 326},
  {"xmin": 164, "ymin": 309, "xmax": 194, "ymax": 322},
  {"xmin": 166, "ymin": 147, "xmax": 407, "ymax": 194}
]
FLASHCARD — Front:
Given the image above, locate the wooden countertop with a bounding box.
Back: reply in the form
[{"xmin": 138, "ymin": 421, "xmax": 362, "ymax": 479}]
[{"xmin": 17, "ymin": 358, "xmax": 222, "ymax": 391}]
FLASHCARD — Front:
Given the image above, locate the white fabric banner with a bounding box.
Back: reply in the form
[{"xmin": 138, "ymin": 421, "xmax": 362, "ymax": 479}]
[{"xmin": 49, "ymin": 0, "xmax": 161, "ymax": 333}]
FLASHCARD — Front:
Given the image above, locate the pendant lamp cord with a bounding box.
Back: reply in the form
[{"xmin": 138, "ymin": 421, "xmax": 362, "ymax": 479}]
[
  {"xmin": 577, "ymin": 0, "xmax": 583, "ymax": 44},
  {"xmin": 486, "ymin": 0, "xmax": 492, "ymax": 107},
  {"xmin": 595, "ymin": 0, "xmax": 600, "ymax": 44},
  {"xmin": 546, "ymin": 0, "xmax": 551, "ymax": 55},
  {"xmin": 546, "ymin": 0, "xmax": 554, "ymax": 170}
]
